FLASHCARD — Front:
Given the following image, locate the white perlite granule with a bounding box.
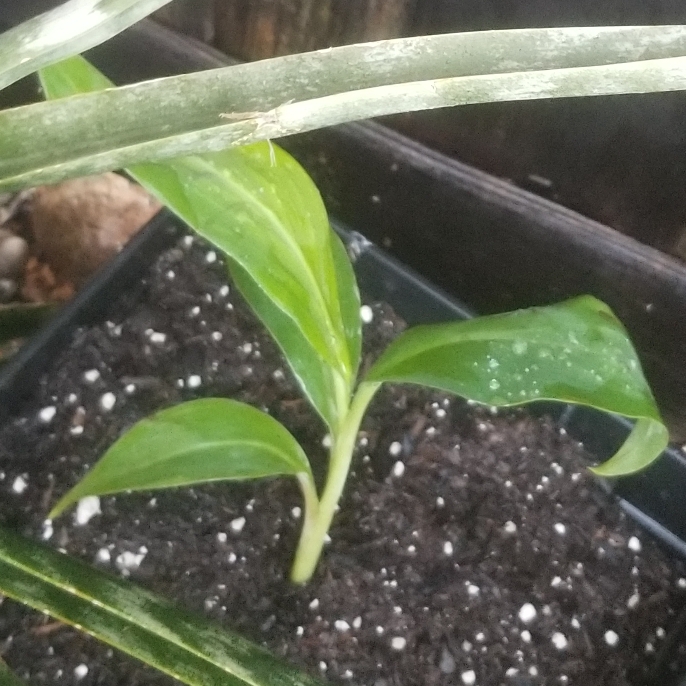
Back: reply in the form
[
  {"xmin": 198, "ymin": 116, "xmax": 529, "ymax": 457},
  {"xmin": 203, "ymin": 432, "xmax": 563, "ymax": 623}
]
[
  {"xmin": 551, "ymin": 632, "xmax": 569, "ymax": 650},
  {"xmin": 604, "ymin": 630, "xmax": 620, "ymax": 647},
  {"xmin": 38, "ymin": 406, "xmax": 56, "ymax": 423},
  {"xmin": 99, "ymin": 392, "xmax": 116, "ymax": 411},
  {"xmin": 360, "ymin": 305, "xmax": 373, "ymax": 323},
  {"xmin": 390, "ymin": 636, "xmax": 407, "ymax": 651},
  {"xmin": 75, "ymin": 496, "xmax": 101, "ymax": 525},
  {"xmin": 518, "ymin": 603, "xmax": 537, "ymax": 624},
  {"xmin": 230, "ymin": 517, "xmax": 246, "ymax": 533},
  {"xmin": 74, "ymin": 664, "xmax": 89, "ymax": 680}
]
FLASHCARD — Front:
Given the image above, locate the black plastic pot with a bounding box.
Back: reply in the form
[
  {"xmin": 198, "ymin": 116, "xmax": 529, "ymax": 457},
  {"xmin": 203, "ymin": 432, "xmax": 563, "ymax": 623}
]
[
  {"xmin": 2, "ymin": 12, "xmax": 686, "ymax": 683},
  {"xmin": 2, "ymin": 11, "xmax": 686, "ymax": 442},
  {"xmin": 4, "ymin": 10, "xmax": 686, "ymax": 558}
]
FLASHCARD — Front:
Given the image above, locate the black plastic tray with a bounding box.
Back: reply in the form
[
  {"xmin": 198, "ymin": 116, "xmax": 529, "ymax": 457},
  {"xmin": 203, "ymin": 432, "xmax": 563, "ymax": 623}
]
[
  {"xmin": 0, "ymin": 205, "xmax": 685, "ymax": 682},
  {"xmin": 9, "ymin": 14, "xmax": 685, "ymax": 561}
]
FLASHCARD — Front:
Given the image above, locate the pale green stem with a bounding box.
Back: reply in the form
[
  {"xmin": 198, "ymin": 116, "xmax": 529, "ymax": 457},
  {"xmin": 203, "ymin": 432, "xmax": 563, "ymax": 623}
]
[{"xmin": 290, "ymin": 381, "xmax": 381, "ymax": 583}]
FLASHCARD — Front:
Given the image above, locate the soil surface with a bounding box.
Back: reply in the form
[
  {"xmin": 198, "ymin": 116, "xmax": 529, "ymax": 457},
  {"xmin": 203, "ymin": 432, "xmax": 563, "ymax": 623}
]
[{"xmin": 1, "ymin": 235, "xmax": 685, "ymax": 686}]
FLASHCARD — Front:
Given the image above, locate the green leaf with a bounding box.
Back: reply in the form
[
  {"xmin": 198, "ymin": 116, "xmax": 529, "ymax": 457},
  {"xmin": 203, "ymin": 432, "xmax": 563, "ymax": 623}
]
[
  {"xmin": 36, "ymin": 48, "xmax": 113, "ymax": 96},
  {"xmin": 40, "ymin": 56, "xmax": 356, "ymax": 428},
  {"xmin": 49, "ymin": 398, "xmax": 311, "ymax": 518},
  {"xmin": 0, "ymin": 0, "xmax": 172, "ymax": 91},
  {"xmin": 365, "ymin": 296, "xmax": 668, "ymax": 476},
  {"xmin": 0, "ymin": 527, "xmax": 322, "ymax": 686},
  {"xmin": 229, "ymin": 259, "xmax": 343, "ymax": 429},
  {"xmin": 4, "ymin": 26, "xmax": 686, "ymax": 191},
  {"xmin": 590, "ymin": 418, "xmax": 668, "ymax": 477},
  {"xmin": 0, "ymin": 658, "xmax": 27, "ymax": 686},
  {"xmin": 140, "ymin": 149, "xmax": 351, "ymax": 377}
]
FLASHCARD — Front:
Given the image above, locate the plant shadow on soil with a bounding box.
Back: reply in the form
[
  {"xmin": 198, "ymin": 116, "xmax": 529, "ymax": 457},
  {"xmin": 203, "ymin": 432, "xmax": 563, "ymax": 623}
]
[{"xmin": 0, "ymin": 234, "xmax": 685, "ymax": 686}]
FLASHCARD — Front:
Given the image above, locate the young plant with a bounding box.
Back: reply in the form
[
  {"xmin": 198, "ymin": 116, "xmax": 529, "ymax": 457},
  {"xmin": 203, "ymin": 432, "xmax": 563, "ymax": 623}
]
[{"xmin": 43, "ymin": 56, "xmax": 669, "ymax": 584}]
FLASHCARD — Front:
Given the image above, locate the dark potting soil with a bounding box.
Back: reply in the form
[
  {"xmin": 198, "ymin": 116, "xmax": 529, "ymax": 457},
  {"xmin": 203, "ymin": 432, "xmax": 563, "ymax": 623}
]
[{"xmin": 0, "ymin": 235, "xmax": 685, "ymax": 686}]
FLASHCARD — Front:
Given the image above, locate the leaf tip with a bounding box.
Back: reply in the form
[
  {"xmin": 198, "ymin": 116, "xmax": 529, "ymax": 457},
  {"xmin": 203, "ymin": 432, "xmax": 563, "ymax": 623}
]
[{"xmin": 47, "ymin": 493, "xmax": 75, "ymax": 520}]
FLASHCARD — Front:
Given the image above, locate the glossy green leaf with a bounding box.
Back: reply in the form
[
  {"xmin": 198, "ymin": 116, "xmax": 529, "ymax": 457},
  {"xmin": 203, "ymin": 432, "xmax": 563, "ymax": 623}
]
[
  {"xmin": 0, "ymin": 0, "xmax": 172, "ymax": 91},
  {"xmin": 141, "ymin": 149, "xmax": 351, "ymax": 375},
  {"xmin": 590, "ymin": 418, "xmax": 668, "ymax": 477},
  {"xmin": 0, "ymin": 527, "xmax": 322, "ymax": 686},
  {"xmin": 142, "ymin": 159, "xmax": 359, "ymax": 424},
  {"xmin": 4, "ymin": 27, "xmax": 686, "ymax": 190},
  {"xmin": 0, "ymin": 658, "xmax": 27, "ymax": 686},
  {"xmin": 50, "ymin": 398, "xmax": 312, "ymax": 518},
  {"xmin": 36, "ymin": 48, "xmax": 113, "ymax": 96},
  {"xmin": 40, "ymin": 56, "xmax": 357, "ymax": 427},
  {"xmin": 229, "ymin": 259, "xmax": 344, "ymax": 429},
  {"xmin": 366, "ymin": 296, "xmax": 668, "ymax": 475}
]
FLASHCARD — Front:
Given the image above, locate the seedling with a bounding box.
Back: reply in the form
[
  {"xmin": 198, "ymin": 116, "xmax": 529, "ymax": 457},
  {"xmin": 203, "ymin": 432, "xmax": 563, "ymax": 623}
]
[{"xmin": 43, "ymin": 58, "xmax": 668, "ymax": 584}]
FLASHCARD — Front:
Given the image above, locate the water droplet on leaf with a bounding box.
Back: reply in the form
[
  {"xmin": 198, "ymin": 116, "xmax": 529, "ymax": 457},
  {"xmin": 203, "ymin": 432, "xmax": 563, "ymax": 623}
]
[{"xmin": 513, "ymin": 341, "xmax": 528, "ymax": 355}]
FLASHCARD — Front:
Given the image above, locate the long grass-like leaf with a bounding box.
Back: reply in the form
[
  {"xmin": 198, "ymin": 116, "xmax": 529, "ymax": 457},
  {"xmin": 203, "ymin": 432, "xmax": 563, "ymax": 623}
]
[
  {"xmin": 0, "ymin": 0, "xmax": 172, "ymax": 91},
  {"xmin": 0, "ymin": 526, "xmax": 322, "ymax": 686},
  {"xmin": 2, "ymin": 26, "xmax": 686, "ymax": 191}
]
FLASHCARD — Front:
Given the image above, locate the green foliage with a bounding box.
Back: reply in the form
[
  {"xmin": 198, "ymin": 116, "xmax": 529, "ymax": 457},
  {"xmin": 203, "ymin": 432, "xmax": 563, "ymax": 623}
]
[
  {"xmin": 41, "ymin": 57, "xmax": 360, "ymax": 431},
  {"xmin": 370, "ymin": 297, "xmax": 642, "ymax": 408},
  {"xmin": 0, "ymin": 526, "xmax": 322, "ymax": 686},
  {"xmin": 366, "ymin": 296, "xmax": 667, "ymax": 473},
  {"xmin": 41, "ymin": 55, "xmax": 668, "ymax": 587},
  {"xmin": 49, "ymin": 399, "xmax": 314, "ymax": 518}
]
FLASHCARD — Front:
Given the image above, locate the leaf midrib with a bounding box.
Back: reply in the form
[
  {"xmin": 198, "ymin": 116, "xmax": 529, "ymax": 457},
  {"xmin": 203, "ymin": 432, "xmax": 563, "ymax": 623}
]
[
  {"xmin": 96, "ymin": 435, "xmax": 310, "ymax": 479},
  {"xmin": 372, "ymin": 323, "xmax": 580, "ymax": 370}
]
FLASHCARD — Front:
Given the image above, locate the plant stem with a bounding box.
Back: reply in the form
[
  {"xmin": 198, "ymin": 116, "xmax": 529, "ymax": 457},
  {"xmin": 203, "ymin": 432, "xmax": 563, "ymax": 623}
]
[{"xmin": 290, "ymin": 381, "xmax": 380, "ymax": 583}]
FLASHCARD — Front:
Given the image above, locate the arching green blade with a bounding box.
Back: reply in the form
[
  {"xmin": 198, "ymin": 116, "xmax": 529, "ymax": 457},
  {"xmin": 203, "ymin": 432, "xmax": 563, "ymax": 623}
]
[
  {"xmin": 0, "ymin": 0, "xmax": 172, "ymax": 91},
  {"xmin": 0, "ymin": 527, "xmax": 322, "ymax": 686}
]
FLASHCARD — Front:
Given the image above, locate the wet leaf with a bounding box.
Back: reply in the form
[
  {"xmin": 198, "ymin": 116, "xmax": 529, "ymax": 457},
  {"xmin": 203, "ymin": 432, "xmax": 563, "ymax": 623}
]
[
  {"xmin": 366, "ymin": 296, "xmax": 668, "ymax": 475},
  {"xmin": 50, "ymin": 398, "xmax": 311, "ymax": 518},
  {"xmin": 0, "ymin": 527, "xmax": 322, "ymax": 686},
  {"xmin": 40, "ymin": 56, "xmax": 358, "ymax": 429}
]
